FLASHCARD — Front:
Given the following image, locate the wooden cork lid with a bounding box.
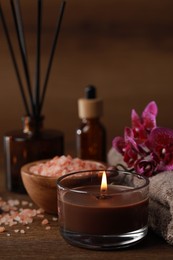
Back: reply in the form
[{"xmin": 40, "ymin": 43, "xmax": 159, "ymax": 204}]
[{"xmin": 78, "ymin": 85, "xmax": 103, "ymax": 119}]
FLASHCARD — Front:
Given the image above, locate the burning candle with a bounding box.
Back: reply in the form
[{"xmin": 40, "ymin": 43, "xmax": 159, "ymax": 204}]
[{"xmin": 57, "ymin": 170, "xmax": 149, "ymax": 250}]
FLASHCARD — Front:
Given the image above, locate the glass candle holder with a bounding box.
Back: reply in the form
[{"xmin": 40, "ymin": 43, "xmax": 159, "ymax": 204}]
[
  {"xmin": 4, "ymin": 116, "xmax": 64, "ymax": 193},
  {"xmin": 57, "ymin": 170, "xmax": 149, "ymax": 250}
]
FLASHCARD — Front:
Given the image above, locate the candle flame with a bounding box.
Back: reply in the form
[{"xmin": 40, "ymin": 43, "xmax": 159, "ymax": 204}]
[{"xmin": 100, "ymin": 171, "xmax": 107, "ymax": 192}]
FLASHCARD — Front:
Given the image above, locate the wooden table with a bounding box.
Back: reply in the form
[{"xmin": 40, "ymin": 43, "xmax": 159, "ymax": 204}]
[{"xmin": 0, "ymin": 192, "xmax": 173, "ymax": 260}]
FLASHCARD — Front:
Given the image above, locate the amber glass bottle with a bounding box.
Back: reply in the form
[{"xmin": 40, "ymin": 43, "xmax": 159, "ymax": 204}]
[
  {"xmin": 76, "ymin": 86, "xmax": 106, "ymax": 162},
  {"xmin": 4, "ymin": 116, "xmax": 64, "ymax": 193}
]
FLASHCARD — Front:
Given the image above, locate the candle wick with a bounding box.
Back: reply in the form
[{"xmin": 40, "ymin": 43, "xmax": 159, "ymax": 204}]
[{"xmin": 96, "ymin": 189, "xmax": 111, "ymax": 200}]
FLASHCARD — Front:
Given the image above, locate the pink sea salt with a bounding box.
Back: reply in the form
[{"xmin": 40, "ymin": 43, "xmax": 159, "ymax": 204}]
[
  {"xmin": 30, "ymin": 155, "xmax": 104, "ymax": 177},
  {"xmin": 0, "ymin": 226, "xmax": 5, "ymax": 233},
  {"xmin": 41, "ymin": 219, "xmax": 49, "ymax": 225},
  {"xmin": 0, "ymin": 198, "xmax": 47, "ymax": 235},
  {"xmin": 45, "ymin": 226, "xmax": 51, "ymax": 230}
]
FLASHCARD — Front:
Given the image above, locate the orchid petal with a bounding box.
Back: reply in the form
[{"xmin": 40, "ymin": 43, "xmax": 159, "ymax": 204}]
[
  {"xmin": 148, "ymin": 127, "xmax": 173, "ymax": 169},
  {"xmin": 149, "ymin": 127, "xmax": 173, "ymax": 148},
  {"xmin": 142, "ymin": 101, "xmax": 158, "ymax": 118},
  {"xmin": 124, "ymin": 127, "xmax": 139, "ymax": 151},
  {"xmin": 123, "ymin": 143, "xmax": 138, "ymax": 167},
  {"xmin": 134, "ymin": 157, "xmax": 158, "ymax": 177},
  {"xmin": 112, "ymin": 136, "xmax": 125, "ymax": 154},
  {"xmin": 142, "ymin": 101, "xmax": 158, "ymax": 130},
  {"xmin": 131, "ymin": 109, "xmax": 142, "ymax": 129},
  {"xmin": 143, "ymin": 113, "xmax": 157, "ymax": 131}
]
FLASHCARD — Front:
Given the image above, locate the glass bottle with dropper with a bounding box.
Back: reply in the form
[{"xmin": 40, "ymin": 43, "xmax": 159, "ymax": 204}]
[{"xmin": 76, "ymin": 85, "xmax": 106, "ymax": 162}]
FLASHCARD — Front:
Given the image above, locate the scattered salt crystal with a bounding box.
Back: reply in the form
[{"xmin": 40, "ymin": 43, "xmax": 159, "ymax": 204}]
[
  {"xmin": 41, "ymin": 219, "xmax": 49, "ymax": 225},
  {"xmin": 29, "ymin": 203, "xmax": 33, "ymax": 207},
  {"xmin": 45, "ymin": 226, "xmax": 51, "ymax": 230},
  {"xmin": 20, "ymin": 208, "xmax": 36, "ymax": 218},
  {"xmin": 21, "ymin": 201, "xmax": 28, "ymax": 206},
  {"xmin": 9, "ymin": 221, "xmax": 17, "ymax": 227},
  {"xmin": 8, "ymin": 200, "xmax": 19, "ymax": 207},
  {"xmin": 52, "ymin": 217, "xmax": 58, "ymax": 221},
  {"xmin": 37, "ymin": 208, "xmax": 44, "ymax": 214},
  {"xmin": 14, "ymin": 216, "xmax": 21, "ymax": 222},
  {"xmin": 0, "ymin": 197, "xmax": 56, "ymax": 235},
  {"xmin": 26, "ymin": 218, "xmax": 33, "ymax": 224},
  {"xmin": 6, "ymin": 233, "xmax": 11, "ymax": 236},
  {"xmin": 0, "ymin": 226, "xmax": 5, "ymax": 233},
  {"xmin": 2, "ymin": 204, "xmax": 10, "ymax": 212},
  {"xmin": 37, "ymin": 214, "xmax": 44, "ymax": 218}
]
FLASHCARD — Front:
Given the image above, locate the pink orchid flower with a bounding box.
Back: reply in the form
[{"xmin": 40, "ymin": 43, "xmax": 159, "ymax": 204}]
[
  {"xmin": 111, "ymin": 101, "xmax": 173, "ymax": 176},
  {"xmin": 131, "ymin": 101, "xmax": 158, "ymax": 144}
]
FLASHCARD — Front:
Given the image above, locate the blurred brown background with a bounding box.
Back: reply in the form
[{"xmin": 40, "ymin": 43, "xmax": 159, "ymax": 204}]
[{"xmin": 1, "ymin": 0, "xmax": 173, "ymax": 158}]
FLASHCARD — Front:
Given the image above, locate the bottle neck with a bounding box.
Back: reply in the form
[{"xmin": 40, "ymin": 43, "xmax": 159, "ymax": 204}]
[
  {"xmin": 81, "ymin": 117, "xmax": 100, "ymax": 123},
  {"xmin": 22, "ymin": 116, "xmax": 44, "ymax": 136},
  {"xmin": 81, "ymin": 117, "xmax": 100, "ymax": 122}
]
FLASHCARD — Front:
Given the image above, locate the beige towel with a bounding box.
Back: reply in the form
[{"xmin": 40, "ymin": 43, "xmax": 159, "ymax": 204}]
[{"xmin": 107, "ymin": 148, "xmax": 173, "ymax": 245}]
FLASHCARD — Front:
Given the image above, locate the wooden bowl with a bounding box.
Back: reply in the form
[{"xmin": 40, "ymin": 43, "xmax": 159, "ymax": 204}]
[{"xmin": 21, "ymin": 159, "xmax": 105, "ymax": 214}]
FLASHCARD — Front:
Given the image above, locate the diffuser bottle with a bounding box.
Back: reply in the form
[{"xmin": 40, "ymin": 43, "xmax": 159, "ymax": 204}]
[
  {"xmin": 1, "ymin": 1, "xmax": 66, "ymax": 193},
  {"xmin": 76, "ymin": 85, "xmax": 106, "ymax": 162},
  {"xmin": 4, "ymin": 116, "xmax": 64, "ymax": 193}
]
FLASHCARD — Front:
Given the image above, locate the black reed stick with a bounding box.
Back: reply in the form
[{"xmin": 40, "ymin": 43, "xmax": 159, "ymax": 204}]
[
  {"xmin": 1, "ymin": 0, "xmax": 66, "ymax": 119},
  {"xmin": 13, "ymin": 0, "xmax": 27, "ymax": 61},
  {"xmin": 34, "ymin": 0, "xmax": 42, "ymax": 118},
  {"xmin": 10, "ymin": 0, "xmax": 35, "ymax": 115},
  {"xmin": 39, "ymin": 0, "xmax": 66, "ymax": 115},
  {"xmin": 0, "ymin": 3, "xmax": 30, "ymax": 116}
]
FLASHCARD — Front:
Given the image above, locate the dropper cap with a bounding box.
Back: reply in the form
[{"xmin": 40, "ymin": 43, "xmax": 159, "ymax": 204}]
[
  {"xmin": 78, "ymin": 85, "xmax": 103, "ymax": 119},
  {"xmin": 85, "ymin": 85, "xmax": 96, "ymax": 99}
]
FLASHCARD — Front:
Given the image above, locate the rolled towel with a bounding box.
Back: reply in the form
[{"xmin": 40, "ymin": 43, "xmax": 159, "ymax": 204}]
[
  {"xmin": 107, "ymin": 148, "xmax": 173, "ymax": 245},
  {"xmin": 149, "ymin": 171, "xmax": 173, "ymax": 245},
  {"xmin": 107, "ymin": 147, "xmax": 127, "ymax": 167}
]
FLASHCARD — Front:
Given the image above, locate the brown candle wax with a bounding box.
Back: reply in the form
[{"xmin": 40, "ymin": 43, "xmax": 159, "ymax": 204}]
[{"xmin": 58, "ymin": 185, "xmax": 149, "ymax": 235}]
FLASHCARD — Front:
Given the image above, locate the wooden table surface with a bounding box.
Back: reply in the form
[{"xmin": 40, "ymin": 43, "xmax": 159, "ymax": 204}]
[{"xmin": 0, "ymin": 192, "xmax": 172, "ymax": 260}]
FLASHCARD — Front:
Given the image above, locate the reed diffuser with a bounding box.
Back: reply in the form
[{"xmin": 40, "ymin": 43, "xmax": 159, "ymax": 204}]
[{"xmin": 0, "ymin": 0, "xmax": 66, "ymax": 193}]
